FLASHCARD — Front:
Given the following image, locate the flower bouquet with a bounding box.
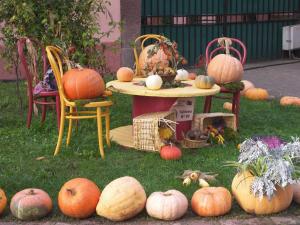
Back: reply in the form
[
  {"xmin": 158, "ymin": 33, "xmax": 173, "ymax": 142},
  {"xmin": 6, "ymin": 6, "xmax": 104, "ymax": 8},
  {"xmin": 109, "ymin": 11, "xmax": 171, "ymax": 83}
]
[{"xmin": 226, "ymin": 137, "xmax": 300, "ymax": 214}]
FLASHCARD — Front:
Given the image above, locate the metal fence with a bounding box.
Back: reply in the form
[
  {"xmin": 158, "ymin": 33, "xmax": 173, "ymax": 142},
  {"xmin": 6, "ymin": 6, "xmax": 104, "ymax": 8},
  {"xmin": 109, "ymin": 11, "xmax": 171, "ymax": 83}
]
[{"xmin": 141, "ymin": 0, "xmax": 300, "ymax": 65}]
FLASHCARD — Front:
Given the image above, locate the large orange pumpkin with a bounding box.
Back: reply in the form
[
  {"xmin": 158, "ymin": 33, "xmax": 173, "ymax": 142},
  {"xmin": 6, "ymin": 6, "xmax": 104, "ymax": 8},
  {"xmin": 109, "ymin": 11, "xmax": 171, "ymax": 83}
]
[
  {"xmin": 244, "ymin": 88, "xmax": 269, "ymax": 101},
  {"xmin": 138, "ymin": 44, "xmax": 169, "ymax": 75},
  {"xmin": 58, "ymin": 178, "xmax": 101, "ymax": 219},
  {"xmin": 10, "ymin": 188, "xmax": 52, "ymax": 220},
  {"xmin": 0, "ymin": 189, "xmax": 7, "ymax": 215},
  {"xmin": 207, "ymin": 54, "xmax": 243, "ymax": 84},
  {"xmin": 280, "ymin": 96, "xmax": 300, "ymax": 107},
  {"xmin": 62, "ymin": 68, "xmax": 105, "ymax": 100},
  {"xmin": 191, "ymin": 187, "xmax": 232, "ymax": 217},
  {"xmin": 232, "ymin": 171, "xmax": 293, "ymax": 215}
]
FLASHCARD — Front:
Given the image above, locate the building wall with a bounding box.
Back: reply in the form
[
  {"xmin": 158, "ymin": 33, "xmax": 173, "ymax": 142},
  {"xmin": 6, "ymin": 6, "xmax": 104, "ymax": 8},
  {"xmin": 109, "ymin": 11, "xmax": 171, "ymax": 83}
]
[{"xmin": 0, "ymin": 0, "xmax": 137, "ymax": 80}]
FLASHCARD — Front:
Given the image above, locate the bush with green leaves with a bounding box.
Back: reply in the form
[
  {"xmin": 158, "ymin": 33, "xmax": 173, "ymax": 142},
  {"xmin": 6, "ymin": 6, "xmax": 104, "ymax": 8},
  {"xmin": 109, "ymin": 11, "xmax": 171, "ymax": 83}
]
[
  {"xmin": 226, "ymin": 137, "xmax": 300, "ymax": 199},
  {"xmin": 0, "ymin": 0, "xmax": 119, "ymax": 72}
]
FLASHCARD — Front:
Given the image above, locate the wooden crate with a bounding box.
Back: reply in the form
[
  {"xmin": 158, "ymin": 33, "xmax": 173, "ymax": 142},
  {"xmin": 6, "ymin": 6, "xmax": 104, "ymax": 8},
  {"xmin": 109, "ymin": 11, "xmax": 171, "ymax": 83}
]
[
  {"xmin": 192, "ymin": 113, "xmax": 237, "ymax": 133},
  {"xmin": 133, "ymin": 111, "xmax": 176, "ymax": 152}
]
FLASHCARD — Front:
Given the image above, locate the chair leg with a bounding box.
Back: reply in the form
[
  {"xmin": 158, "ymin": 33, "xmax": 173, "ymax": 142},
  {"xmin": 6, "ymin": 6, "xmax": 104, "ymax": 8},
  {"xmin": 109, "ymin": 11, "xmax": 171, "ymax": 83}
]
[
  {"xmin": 96, "ymin": 107, "xmax": 105, "ymax": 159},
  {"xmin": 105, "ymin": 107, "xmax": 111, "ymax": 148},
  {"xmin": 203, "ymin": 96, "xmax": 212, "ymax": 113},
  {"xmin": 27, "ymin": 97, "xmax": 33, "ymax": 128},
  {"xmin": 41, "ymin": 98, "xmax": 47, "ymax": 123},
  {"xmin": 54, "ymin": 106, "xmax": 65, "ymax": 156},
  {"xmin": 66, "ymin": 107, "xmax": 73, "ymax": 146},
  {"xmin": 233, "ymin": 92, "xmax": 240, "ymax": 130},
  {"xmin": 55, "ymin": 95, "xmax": 61, "ymax": 131}
]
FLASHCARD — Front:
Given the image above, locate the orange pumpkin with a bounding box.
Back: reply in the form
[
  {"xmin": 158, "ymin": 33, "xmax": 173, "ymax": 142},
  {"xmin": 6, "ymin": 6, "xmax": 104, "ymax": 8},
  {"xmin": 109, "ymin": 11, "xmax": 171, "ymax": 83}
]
[
  {"xmin": 207, "ymin": 54, "xmax": 243, "ymax": 84},
  {"xmin": 232, "ymin": 171, "xmax": 293, "ymax": 214},
  {"xmin": 244, "ymin": 88, "xmax": 269, "ymax": 101},
  {"xmin": 191, "ymin": 187, "xmax": 232, "ymax": 217},
  {"xmin": 241, "ymin": 80, "xmax": 255, "ymax": 95},
  {"xmin": 117, "ymin": 67, "xmax": 134, "ymax": 82},
  {"xmin": 138, "ymin": 44, "xmax": 169, "ymax": 75},
  {"xmin": 223, "ymin": 102, "xmax": 233, "ymax": 111},
  {"xmin": 10, "ymin": 188, "xmax": 52, "ymax": 220},
  {"xmin": 160, "ymin": 145, "xmax": 182, "ymax": 160},
  {"xmin": 280, "ymin": 96, "xmax": 300, "ymax": 107},
  {"xmin": 0, "ymin": 189, "xmax": 7, "ymax": 215},
  {"xmin": 62, "ymin": 68, "xmax": 105, "ymax": 100},
  {"xmin": 58, "ymin": 178, "xmax": 101, "ymax": 219}
]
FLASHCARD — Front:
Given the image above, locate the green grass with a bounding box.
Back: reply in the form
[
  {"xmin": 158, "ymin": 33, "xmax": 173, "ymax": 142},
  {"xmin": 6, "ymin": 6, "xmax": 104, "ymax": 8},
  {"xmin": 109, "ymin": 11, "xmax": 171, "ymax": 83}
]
[{"xmin": 0, "ymin": 81, "xmax": 300, "ymax": 222}]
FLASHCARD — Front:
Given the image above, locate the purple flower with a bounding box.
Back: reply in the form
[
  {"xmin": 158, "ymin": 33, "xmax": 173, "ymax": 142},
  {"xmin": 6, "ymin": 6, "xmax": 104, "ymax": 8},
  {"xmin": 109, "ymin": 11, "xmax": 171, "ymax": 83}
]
[{"xmin": 253, "ymin": 136, "xmax": 285, "ymax": 149}]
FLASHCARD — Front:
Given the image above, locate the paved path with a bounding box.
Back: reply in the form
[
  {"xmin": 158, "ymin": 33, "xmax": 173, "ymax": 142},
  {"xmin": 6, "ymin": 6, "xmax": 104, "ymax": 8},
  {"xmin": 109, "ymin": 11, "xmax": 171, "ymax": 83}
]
[
  {"xmin": 244, "ymin": 60, "xmax": 300, "ymax": 97},
  {"xmin": 1, "ymin": 215, "xmax": 300, "ymax": 225}
]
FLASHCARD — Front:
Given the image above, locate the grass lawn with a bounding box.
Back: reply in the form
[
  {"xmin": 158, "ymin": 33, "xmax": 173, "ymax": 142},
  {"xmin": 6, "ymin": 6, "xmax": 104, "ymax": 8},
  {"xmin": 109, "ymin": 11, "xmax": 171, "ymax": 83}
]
[{"xmin": 0, "ymin": 80, "xmax": 300, "ymax": 222}]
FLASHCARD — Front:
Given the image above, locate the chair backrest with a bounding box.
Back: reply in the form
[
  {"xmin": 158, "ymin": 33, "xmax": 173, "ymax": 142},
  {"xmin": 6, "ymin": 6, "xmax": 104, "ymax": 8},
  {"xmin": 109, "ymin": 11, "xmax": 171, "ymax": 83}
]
[
  {"xmin": 17, "ymin": 38, "xmax": 48, "ymax": 97},
  {"xmin": 205, "ymin": 37, "xmax": 247, "ymax": 66},
  {"xmin": 45, "ymin": 46, "xmax": 72, "ymax": 105},
  {"xmin": 133, "ymin": 34, "xmax": 167, "ymax": 76}
]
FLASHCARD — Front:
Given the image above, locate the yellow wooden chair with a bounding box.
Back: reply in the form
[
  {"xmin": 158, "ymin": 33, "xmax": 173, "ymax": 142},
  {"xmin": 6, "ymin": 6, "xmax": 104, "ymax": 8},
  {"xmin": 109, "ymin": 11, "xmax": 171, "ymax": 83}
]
[
  {"xmin": 46, "ymin": 46, "xmax": 113, "ymax": 158},
  {"xmin": 133, "ymin": 34, "xmax": 167, "ymax": 76}
]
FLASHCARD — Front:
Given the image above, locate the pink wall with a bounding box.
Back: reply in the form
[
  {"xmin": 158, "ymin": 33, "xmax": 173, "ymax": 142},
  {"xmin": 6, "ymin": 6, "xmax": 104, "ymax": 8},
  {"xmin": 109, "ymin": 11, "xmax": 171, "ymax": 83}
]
[{"xmin": 0, "ymin": 0, "xmax": 122, "ymax": 80}]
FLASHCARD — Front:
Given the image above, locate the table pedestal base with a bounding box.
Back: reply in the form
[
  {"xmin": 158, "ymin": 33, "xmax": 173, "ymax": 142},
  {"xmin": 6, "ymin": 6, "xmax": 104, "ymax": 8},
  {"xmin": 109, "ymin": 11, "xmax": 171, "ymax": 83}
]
[
  {"xmin": 132, "ymin": 96, "xmax": 191, "ymax": 140},
  {"xmin": 110, "ymin": 125, "xmax": 134, "ymax": 148}
]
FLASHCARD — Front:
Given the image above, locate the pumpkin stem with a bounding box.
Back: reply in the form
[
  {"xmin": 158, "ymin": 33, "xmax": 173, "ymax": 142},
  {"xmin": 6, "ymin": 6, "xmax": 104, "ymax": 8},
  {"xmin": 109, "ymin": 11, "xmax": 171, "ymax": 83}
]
[
  {"xmin": 28, "ymin": 189, "xmax": 36, "ymax": 195},
  {"xmin": 66, "ymin": 188, "xmax": 76, "ymax": 196},
  {"xmin": 218, "ymin": 37, "xmax": 232, "ymax": 55},
  {"xmin": 163, "ymin": 192, "xmax": 173, "ymax": 197}
]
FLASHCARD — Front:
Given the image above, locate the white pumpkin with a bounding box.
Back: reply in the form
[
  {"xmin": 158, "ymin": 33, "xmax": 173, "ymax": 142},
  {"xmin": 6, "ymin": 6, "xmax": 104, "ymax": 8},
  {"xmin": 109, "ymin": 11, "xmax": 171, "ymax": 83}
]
[
  {"xmin": 292, "ymin": 183, "xmax": 300, "ymax": 204},
  {"xmin": 96, "ymin": 176, "xmax": 146, "ymax": 221},
  {"xmin": 146, "ymin": 74, "xmax": 163, "ymax": 90},
  {"xmin": 146, "ymin": 190, "xmax": 188, "ymax": 221},
  {"xmin": 175, "ymin": 69, "xmax": 189, "ymax": 81},
  {"xmin": 241, "ymin": 80, "xmax": 255, "ymax": 95}
]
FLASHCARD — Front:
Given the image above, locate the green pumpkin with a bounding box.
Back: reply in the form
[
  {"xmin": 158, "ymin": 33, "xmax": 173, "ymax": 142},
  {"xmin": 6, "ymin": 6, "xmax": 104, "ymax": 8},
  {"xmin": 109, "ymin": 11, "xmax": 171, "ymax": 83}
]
[{"xmin": 195, "ymin": 75, "xmax": 215, "ymax": 89}]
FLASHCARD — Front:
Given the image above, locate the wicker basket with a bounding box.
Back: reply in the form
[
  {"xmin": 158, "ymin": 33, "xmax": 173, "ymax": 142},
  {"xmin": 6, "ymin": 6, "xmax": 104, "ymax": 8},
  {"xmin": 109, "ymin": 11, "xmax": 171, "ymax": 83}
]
[
  {"xmin": 181, "ymin": 136, "xmax": 210, "ymax": 149},
  {"xmin": 133, "ymin": 111, "xmax": 176, "ymax": 152},
  {"xmin": 192, "ymin": 113, "xmax": 237, "ymax": 133}
]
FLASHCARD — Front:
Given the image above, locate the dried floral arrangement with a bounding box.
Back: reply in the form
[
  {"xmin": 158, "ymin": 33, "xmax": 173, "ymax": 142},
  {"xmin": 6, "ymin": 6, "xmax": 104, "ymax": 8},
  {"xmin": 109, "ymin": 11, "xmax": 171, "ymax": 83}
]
[{"xmin": 226, "ymin": 137, "xmax": 300, "ymax": 199}]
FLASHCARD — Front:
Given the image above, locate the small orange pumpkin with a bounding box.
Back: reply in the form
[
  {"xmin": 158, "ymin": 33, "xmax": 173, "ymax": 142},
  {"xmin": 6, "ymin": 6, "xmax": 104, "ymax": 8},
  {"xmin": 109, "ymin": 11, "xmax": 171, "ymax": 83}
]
[
  {"xmin": 280, "ymin": 96, "xmax": 300, "ymax": 107},
  {"xmin": 191, "ymin": 187, "xmax": 232, "ymax": 217},
  {"xmin": 160, "ymin": 145, "xmax": 182, "ymax": 160},
  {"xmin": 244, "ymin": 88, "xmax": 269, "ymax": 101},
  {"xmin": 0, "ymin": 189, "xmax": 7, "ymax": 215},
  {"xmin": 10, "ymin": 188, "xmax": 52, "ymax": 220},
  {"xmin": 241, "ymin": 80, "xmax": 255, "ymax": 95},
  {"xmin": 62, "ymin": 68, "xmax": 105, "ymax": 100},
  {"xmin": 223, "ymin": 102, "xmax": 233, "ymax": 111},
  {"xmin": 58, "ymin": 178, "xmax": 101, "ymax": 219},
  {"xmin": 117, "ymin": 67, "xmax": 134, "ymax": 82},
  {"xmin": 194, "ymin": 75, "xmax": 215, "ymax": 89}
]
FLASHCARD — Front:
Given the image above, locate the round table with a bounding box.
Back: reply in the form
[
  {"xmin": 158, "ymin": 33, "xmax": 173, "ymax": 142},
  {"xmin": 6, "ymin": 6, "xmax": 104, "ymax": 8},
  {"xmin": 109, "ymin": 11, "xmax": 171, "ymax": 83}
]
[{"xmin": 106, "ymin": 78, "xmax": 220, "ymax": 148}]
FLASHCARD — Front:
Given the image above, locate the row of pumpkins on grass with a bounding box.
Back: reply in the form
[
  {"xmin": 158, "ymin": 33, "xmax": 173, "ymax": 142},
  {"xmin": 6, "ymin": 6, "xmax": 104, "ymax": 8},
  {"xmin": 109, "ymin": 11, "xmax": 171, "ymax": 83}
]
[{"xmin": 0, "ymin": 175, "xmax": 300, "ymax": 221}]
